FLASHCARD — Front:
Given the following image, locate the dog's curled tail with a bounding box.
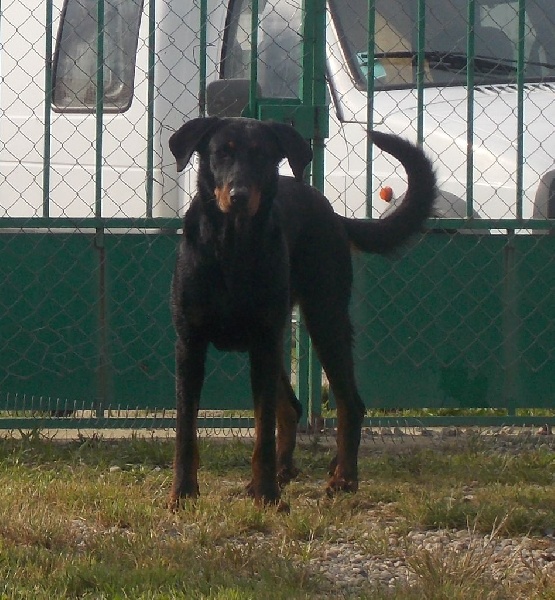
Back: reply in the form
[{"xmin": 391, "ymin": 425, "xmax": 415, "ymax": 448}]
[{"xmin": 339, "ymin": 131, "xmax": 437, "ymax": 255}]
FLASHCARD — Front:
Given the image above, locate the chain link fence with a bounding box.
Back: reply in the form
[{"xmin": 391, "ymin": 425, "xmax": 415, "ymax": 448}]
[{"xmin": 0, "ymin": 0, "xmax": 554, "ymax": 434}]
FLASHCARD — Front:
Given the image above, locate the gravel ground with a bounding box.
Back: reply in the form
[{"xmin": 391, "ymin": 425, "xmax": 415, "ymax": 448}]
[
  {"xmin": 205, "ymin": 522, "xmax": 555, "ymax": 597},
  {"xmin": 68, "ymin": 425, "xmax": 555, "ymax": 597},
  {"xmin": 305, "ymin": 527, "xmax": 555, "ymax": 594},
  {"xmin": 239, "ymin": 427, "xmax": 555, "ymax": 596}
]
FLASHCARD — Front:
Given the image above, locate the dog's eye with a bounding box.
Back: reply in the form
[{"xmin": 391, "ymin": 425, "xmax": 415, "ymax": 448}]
[{"xmin": 214, "ymin": 143, "xmax": 235, "ymax": 161}]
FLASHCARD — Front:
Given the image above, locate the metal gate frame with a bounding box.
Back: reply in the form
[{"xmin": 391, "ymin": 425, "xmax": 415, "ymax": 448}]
[
  {"xmin": 0, "ymin": 0, "xmax": 331, "ymax": 431},
  {"xmin": 1, "ymin": 0, "xmax": 554, "ymax": 431}
]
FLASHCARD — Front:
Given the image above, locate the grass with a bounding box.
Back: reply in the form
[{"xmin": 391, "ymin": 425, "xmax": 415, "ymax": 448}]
[{"xmin": 0, "ymin": 433, "xmax": 552, "ymax": 598}]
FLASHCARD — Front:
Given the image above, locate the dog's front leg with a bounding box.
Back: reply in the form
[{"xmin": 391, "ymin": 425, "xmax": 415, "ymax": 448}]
[
  {"xmin": 169, "ymin": 335, "xmax": 208, "ymax": 510},
  {"xmin": 248, "ymin": 336, "xmax": 282, "ymax": 506}
]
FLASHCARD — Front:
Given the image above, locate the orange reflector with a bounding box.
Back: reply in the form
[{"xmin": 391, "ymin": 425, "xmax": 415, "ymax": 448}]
[{"xmin": 379, "ymin": 186, "xmax": 393, "ymax": 202}]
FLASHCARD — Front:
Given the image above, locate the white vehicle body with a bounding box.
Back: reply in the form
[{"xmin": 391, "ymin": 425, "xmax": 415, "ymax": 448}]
[{"xmin": 1, "ymin": 0, "xmax": 554, "ymax": 225}]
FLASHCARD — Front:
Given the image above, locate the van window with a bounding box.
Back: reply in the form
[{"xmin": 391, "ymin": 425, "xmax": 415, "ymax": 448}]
[
  {"xmin": 329, "ymin": 0, "xmax": 555, "ymax": 90},
  {"xmin": 221, "ymin": 0, "xmax": 303, "ymax": 98},
  {"xmin": 53, "ymin": 0, "xmax": 143, "ymax": 112}
]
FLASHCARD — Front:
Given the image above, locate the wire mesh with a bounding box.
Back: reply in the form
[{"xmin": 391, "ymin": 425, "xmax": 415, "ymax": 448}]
[{"xmin": 0, "ymin": 0, "xmax": 554, "ymax": 433}]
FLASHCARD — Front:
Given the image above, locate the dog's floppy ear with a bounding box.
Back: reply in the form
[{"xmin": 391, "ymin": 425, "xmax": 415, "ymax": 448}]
[
  {"xmin": 265, "ymin": 122, "xmax": 313, "ymax": 182},
  {"xmin": 169, "ymin": 117, "xmax": 223, "ymax": 172}
]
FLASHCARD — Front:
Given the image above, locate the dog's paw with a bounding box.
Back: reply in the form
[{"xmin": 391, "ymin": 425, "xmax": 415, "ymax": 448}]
[
  {"xmin": 167, "ymin": 494, "xmax": 181, "ymax": 512},
  {"xmin": 245, "ymin": 479, "xmax": 284, "ymax": 508},
  {"xmin": 244, "ymin": 479, "xmax": 255, "ymax": 497},
  {"xmin": 325, "ymin": 476, "xmax": 359, "ymax": 497},
  {"xmin": 275, "ymin": 499, "xmax": 290, "ymax": 514},
  {"xmin": 277, "ymin": 465, "xmax": 300, "ymax": 488},
  {"xmin": 167, "ymin": 483, "xmax": 200, "ymax": 512}
]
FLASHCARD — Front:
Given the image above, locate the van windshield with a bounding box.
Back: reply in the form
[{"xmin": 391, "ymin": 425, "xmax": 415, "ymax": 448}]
[{"xmin": 329, "ymin": 0, "xmax": 555, "ymax": 89}]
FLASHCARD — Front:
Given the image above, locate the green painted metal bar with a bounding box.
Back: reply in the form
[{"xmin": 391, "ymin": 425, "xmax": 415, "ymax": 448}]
[
  {"xmin": 515, "ymin": 0, "xmax": 526, "ymax": 221},
  {"xmin": 295, "ymin": 311, "xmax": 310, "ymax": 428},
  {"xmin": 295, "ymin": 0, "xmax": 317, "ymax": 425},
  {"xmin": 0, "ymin": 217, "xmax": 183, "ymax": 229},
  {"xmin": 365, "ymin": 0, "xmax": 376, "ymax": 218},
  {"xmin": 42, "ymin": 0, "xmax": 53, "ymax": 218},
  {"xmin": 1, "ymin": 217, "xmax": 554, "ymax": 231},
  {"xmin": 198, "ymin": 0, "xmax": 207, "ymax": 117},
  {"xmin": 465, "ymin": 0, "xmax": 476, "ymax": 218},
  {"xmin": 502, "ymin": 232, "xmax": 520, "ymax": 414},
  {"xmin": 359, "ymin": 416, "xmax": 555, "ymax": 428},
  {"xmin": 310, "ymin": 0, "xmax": 327, "ymax": 178},
  {"xmin": 300, "ymin": 0, "xmax": 315, "ymax": 112},
  {"xmin": 95, "ymin": 230, "xmax": 109, "ymax": 420},
  {"xmin": 248, "ymin": 0, "xmax": 259, "ymax": 113},
  {"xmin": 145, "ymin": 0, "xmax": 156, "ymax": 217},
  {"xmin": 95, "ymin": 0, "xmax": 105, "ymax": 219},
  {"xmin": 308, "ymin": 342, "xmax": 322, "ymax": 428},
  {"xmin": 307, "ymin": 0, "xmax": 327, "ymax": 425},
  {"xmin": 0, "ymin": 417, "xmax": 253, "ymax": 431},
  {"xmin": 2, "ymin": 414, "xmax": 555, "ymax": 432},
  {"xmin": 424, "ymin": 218, "xmax": 555, "ymax": 230},
  {"xmin": 415, "ymin": 0, "xmax": 426, "ymax": 145},
  {"xmin": 95, "ymin": 1, "xmax": 107, "ymax": 420}
]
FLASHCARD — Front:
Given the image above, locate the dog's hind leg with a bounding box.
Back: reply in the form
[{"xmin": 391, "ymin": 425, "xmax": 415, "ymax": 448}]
[
  {"xmin": 169, "ymin": 336, "xmax": 208, "ymax": 510},
  {"xmin": 301, "ymin": 306, "xmax": 365, "ymax": 495},
  {"xmin": 276, "ymin": 369, "xmax": 301, "ymax": 487}
]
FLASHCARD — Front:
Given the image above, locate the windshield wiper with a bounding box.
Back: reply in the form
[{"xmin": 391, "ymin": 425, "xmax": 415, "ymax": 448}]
[
  {"xmin": 368, "ymin": 51, "xmax": 516, "ymax": 75},
  {"xmin": 359, "ymin": 51, "xmax": 555, "ymax": 75}
]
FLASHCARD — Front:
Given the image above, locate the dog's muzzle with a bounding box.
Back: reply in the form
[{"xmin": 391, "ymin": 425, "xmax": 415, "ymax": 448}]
[
  {"xmin": 214, "ymin": 184, "xmax": 261, "ymax": 216},
  {"xmin": 229, "ymin": 186, "xmax": 250, "ymax": 208}
]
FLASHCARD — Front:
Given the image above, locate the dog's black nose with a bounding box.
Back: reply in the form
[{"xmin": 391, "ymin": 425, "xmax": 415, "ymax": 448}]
[{"xmin": 229, "ymin": 187, "xmax": 250, "ymax": 206}]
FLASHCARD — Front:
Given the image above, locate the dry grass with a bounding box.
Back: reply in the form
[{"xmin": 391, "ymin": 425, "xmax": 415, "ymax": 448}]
[{"xmin": 0, "ymin": 432, "xmax": 552, "ymax": 598}]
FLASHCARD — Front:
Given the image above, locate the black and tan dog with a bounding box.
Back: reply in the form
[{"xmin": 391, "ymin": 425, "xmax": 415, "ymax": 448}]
[{"xmin": 168, "ymin": 117, "xmax": 436, "ymax": 509}]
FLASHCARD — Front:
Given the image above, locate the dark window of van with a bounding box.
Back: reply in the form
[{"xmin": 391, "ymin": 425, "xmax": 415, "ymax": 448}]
[
  {"xmin": 221, "ymin": 0, "xmax": 303, "ymax": 98},
  {"xmin": 329, "ymin": 0, "xmax": 555, "ymax": 90},
  {"xmin": 53, "ymin": 0, "xmax": 143, "ymax": 112}
]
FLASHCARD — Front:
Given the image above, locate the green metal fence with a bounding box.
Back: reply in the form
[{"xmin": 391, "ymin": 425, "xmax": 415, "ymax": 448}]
[{"xmin": 0, "ymin": 0, "xmax": 554, "ymax": 431}]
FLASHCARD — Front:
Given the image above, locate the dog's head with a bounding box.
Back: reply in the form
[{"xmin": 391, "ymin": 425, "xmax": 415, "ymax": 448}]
[{"xmin": 169, "ymin": 117, "xmax": 313, "ymax": 216}]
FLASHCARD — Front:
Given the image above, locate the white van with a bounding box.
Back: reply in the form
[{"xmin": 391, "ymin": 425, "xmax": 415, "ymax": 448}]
[{"xmin": 1, "ymin": 0, "xmax": 555, "ymax": 225}]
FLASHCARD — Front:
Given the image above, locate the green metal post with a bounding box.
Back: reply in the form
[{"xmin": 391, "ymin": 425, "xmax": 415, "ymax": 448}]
[
  {"xmin": 416, "ymin": 0, "xmax": 426, "ymax": 145},
  {"xmin": 95, "ymin": 0, "xmax": 107, "ymax": 419},
  {"xmin": 300, "ymin": 0, "xmax": 315, "ymax": 111},
  {"xmin": 295, "ymin": 0, "xmax": 316, "ymax": 427},
  {"xmin": 95, "ymin": 0, "xmax": 105, "ymax": 219},
  {"xmin": 365, "ymin": 0, "xmax": 376, "ymax": 218},
  {"xmin": 146, "ymin": 0, "xmax": 156, "ymax": 217},
  {"xmin": 307, "ymin": 0, "xmax": 327, "ymax": 428},
  {"xmin": 199, "ymin": 0, "xmax": 207, "ymax": 117},
  {"xmin": 465, "ymin": 0, "xmax": 475, "ymax": 218},
  {"xmin": 515, "ymin": 0, "xmax": 525, "ymax": 221},
  {"xmin": 310, "ymin": 0, "xmax": 327, "ymax": 188},
  {"xmin": 502, "ymin": 232, "xmax": 520, "ymax": 415},
  {"xmin": 248, "ymin": 0, "xmax": 259, "ymax": 117},
  {"xmin": 42, "ymin": 0, "xmax": 53, "ymax": 218},
  {"xmin": 295, "ymin": 310, "xmax": 310, "ymax": 429}
]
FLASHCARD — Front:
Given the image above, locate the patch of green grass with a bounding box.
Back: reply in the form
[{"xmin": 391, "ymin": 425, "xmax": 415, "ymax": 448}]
[
  {"xmin": 0, "ymin": 435, "xmax": 553, "ymax": 598},
  {"xmin": 352, "ymin": 445, "xmax": 555, "ymax": 536}
]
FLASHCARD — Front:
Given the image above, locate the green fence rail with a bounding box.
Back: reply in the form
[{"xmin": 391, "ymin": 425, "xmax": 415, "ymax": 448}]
[{"xmin": 0, "ymin": 0, "xmax": 554, "ymax": 431}]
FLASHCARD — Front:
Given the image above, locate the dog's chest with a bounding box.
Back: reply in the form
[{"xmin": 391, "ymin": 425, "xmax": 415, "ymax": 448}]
[
  {"xmin": 189, "ymin": 266, "xmax": 283, "ymax": 352},
  {"xmin": 177, "ymin": 239, "xmax": 289, "ymax": 351},
  {"xmin": 176, "ymin": 207, "xmax": 291, "ymax": 345}
]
